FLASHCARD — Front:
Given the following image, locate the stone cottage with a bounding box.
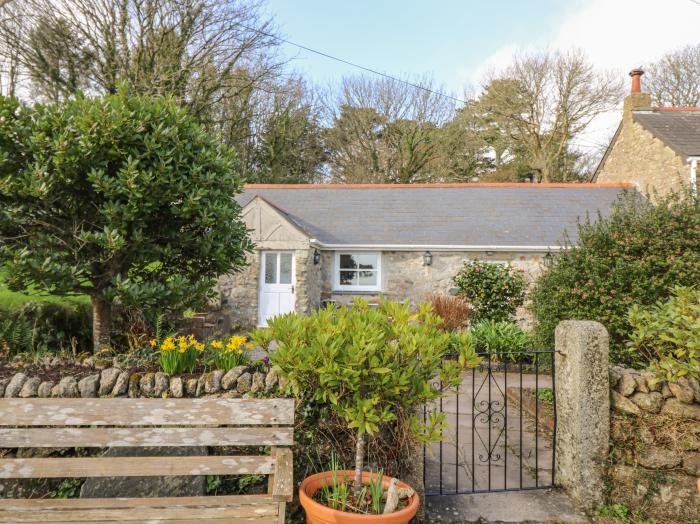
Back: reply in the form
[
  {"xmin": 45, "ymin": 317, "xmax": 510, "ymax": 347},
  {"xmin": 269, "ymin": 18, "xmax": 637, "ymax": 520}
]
[
  {"xmin": 217, "ymin": 183, "xmax": 630, "ymax": 329},
  {"xmin": 594, "ymin": 68, "xmax": 700, "ymax": 197}
]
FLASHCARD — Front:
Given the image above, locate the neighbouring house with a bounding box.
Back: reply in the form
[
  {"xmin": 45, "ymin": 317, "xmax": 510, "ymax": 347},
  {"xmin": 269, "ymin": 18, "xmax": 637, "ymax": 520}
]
[
  {"xmin": 594, "ymin": 68, "xmax": 700, "ymax": 197},
  {"xmin": 217, "ymin": 183, "xmax": 631, "ymax": 329}
]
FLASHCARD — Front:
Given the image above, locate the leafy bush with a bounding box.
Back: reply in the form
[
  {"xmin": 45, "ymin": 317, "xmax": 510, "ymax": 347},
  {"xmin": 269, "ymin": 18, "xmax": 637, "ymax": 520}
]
[
  {"xmin": 426, "ymin": 293, "xmax": 472, "ymax": 330},
  {"xmin": 0, "ymin": 301, "xmax": 91, "ymax": 356},
  {"xmin": 255, "ymin": 299, "xmax": 481, "ymax": 495},
  {"xmin": 530, "ymin": 190, "xmax": 700, "ymax": 365},
  {"xmin": 470, "ymin": 320, "xmax": 532, "ymax": 362},
  {"xmin": 453, "ymin": 261, "xmax": 526, "ymax": 323},
  {"xmin": 626, "ymin": 286, "xmax": 700, "ymax": 382}
]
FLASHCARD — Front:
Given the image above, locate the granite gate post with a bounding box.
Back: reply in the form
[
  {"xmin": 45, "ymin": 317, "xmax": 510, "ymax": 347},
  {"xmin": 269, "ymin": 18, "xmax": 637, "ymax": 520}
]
[{"xmin": 554, "ymin": 320, "xmax": 610, "ymax": 511}]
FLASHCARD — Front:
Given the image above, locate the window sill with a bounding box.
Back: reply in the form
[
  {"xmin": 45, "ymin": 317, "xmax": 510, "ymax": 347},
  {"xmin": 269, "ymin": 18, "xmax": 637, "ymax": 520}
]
[{"xmin": 331, "ymin": 290, "xmax": 383, "ymax": 295}]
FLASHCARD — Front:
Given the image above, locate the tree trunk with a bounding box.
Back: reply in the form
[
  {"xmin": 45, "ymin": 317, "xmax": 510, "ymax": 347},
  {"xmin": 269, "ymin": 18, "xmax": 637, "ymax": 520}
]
[
  {"xmin": 91, "ymin": 295, "xmax": 112, "ymax": 353},
  {"xmin": 354, "ymin": 431, "xmax": 365, "ymax": 496}
]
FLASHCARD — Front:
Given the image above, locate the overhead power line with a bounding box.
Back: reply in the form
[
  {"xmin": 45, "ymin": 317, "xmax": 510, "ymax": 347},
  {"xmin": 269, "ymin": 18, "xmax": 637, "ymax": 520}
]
[{"xmin": 240, "ymin": 23, "xmax": 467, "ymax": 105}]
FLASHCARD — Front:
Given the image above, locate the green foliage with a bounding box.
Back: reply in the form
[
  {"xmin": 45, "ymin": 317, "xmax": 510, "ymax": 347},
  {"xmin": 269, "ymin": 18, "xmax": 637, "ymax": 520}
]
[
  {"xmin": 470, "ymin": 320, "xmax": 532, "ymax": 362},
  {"xmin": 594, "ymin": 503, "xmax": 630, "ymax": 520},
  {"xmin": 449, "ymin": 330, "xmax": 482, "ymax": 368},
  {"xmin": 260, "ymin": 299, "xmax": 479, "ymax": 442},
  {"xmin": 626, "ymin": 286, "xmax": 700, "ymax": 382},
  {"xmin": 537, "ymin": 388, "xmax": 554, "ymax": 403},
  {"xmin": 530, "ymin": 191, "xmax": 700, "ymax": 364},
  {"xmin": 48, "ymin": 478, "xmax": 83, "ymax": 499},
  {"xmin": 0, "ymin": 89, "xmax": 251, "ymax": 349},
  {"xmin": 0, "ymin": 302, "xmax": 91, "ymax": 356},
  {"xmin": 453, "ymin": 261, "xmax": 526, "ymax": 323},
  {"xmin": 367, "ymin": 470, "xmax": 384, "ymax": 514}
]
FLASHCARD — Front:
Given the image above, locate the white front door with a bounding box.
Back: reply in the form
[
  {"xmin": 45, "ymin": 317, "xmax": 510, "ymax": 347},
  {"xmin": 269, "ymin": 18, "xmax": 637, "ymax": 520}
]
[{"xmin": 258, "ymin": 251, "xmax": 295, "ymax": 327}]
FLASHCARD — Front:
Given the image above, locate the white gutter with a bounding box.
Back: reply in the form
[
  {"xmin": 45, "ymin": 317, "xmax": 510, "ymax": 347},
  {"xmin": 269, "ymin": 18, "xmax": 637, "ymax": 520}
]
[
  {"xmin": 309, "ymin": 240, "xmax": 565, "ymax": 253},
  {"xmin": 689, "ymin": 157, "xmax": 699, "ymax": 197}
]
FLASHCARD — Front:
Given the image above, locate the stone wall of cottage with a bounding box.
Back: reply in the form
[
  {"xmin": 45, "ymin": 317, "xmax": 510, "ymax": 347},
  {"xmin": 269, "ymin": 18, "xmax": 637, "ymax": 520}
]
[
  {"xmin": 220, "ymin": 249, "xmax": 547, "ymax": 331},
  {"xmin": 607, "ymin": 366, "xmax": 700, "ymax": 520},
  {"xmin": 321, "ymin": 250, "xmax": 547, "ymax": 326},
  {"xmin": 596, "ymin": 119, "xmax": 690, "ymax": 199},
  {"xmin": 218, "ymin": 246, "xmax": 319, "ymax": 331}
]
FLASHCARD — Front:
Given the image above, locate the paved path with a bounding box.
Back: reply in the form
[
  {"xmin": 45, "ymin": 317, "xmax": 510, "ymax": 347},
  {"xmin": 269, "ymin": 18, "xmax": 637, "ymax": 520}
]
[{"xmin": 426, "ymin": 490, "xmax": 589, "ymax": 523}]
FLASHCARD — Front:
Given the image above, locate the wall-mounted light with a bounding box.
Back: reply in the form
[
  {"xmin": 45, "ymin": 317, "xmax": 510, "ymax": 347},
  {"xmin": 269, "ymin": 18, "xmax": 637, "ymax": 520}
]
[
  {"xmin": 313, "ymin": 249, "xmax": 321, "ymax": 265},
  {"xmin": 422, "ymin": 251, "xmax": 433, "ymax": 266},
  {"xmin": 543, "ymin": 251, "xmax": 553, "ymax": 267}
]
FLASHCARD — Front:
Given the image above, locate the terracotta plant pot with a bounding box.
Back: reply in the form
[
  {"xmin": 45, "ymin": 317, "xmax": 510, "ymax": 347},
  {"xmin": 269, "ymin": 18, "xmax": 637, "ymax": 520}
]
[{"xmin": 299, "ymin": 470, "xmax": 419, "ymax": 524}]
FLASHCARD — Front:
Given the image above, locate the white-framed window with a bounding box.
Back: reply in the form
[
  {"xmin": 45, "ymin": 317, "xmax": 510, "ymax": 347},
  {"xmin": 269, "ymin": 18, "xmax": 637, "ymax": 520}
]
[{"xmin": 333, "ymin": 252, "xmax": 381, "ymax": 292}]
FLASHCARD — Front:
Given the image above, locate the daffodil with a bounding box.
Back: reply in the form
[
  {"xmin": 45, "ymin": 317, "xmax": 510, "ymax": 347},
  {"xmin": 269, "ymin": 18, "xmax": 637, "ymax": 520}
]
[
  {"xmin": 149, "ymin": 339, "xmax": 157, "ymax": 348},
  {"xmin": 161, "ymin": 337, "xmax": 175, "ymax": 351},
  {"xmin": 211, "ymin": 340, "xmax": 223, "ymax": 349}
]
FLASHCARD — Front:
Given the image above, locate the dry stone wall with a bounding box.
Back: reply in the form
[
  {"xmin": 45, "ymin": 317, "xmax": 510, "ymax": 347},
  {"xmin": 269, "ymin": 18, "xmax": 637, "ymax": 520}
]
[
  {"xmin": 0, "ymin": 359, "xmax": 286, "ymax": 400},
  {"xmin": 608, "ymin": 366, "xmax": 700, "ymax": 521}
]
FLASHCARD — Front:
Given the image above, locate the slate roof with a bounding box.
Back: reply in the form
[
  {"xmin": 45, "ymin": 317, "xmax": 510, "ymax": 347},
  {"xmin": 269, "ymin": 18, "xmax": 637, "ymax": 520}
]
[
  {"xmin": 633, "ymin": 109, "xmax": 700, "ymax": 159},
  {"xmin": 237, "ymin": 184, "xmax": 633, "ymax": 249}
]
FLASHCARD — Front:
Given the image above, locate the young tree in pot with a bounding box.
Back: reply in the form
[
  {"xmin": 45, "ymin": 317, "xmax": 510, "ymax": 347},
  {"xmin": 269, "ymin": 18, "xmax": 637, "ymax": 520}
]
[{"xmin": 254, "ymin": 298, "xmax": 481, "ymax": 519}]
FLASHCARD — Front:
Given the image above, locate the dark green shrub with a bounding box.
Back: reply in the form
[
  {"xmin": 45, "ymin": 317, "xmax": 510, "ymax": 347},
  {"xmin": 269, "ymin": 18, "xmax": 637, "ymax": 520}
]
[
  {"xmin": 530, "ymin": 190, "xmax": 700, "ymax": 364},
  {"xmin": 0, "ymin": 301, "xmax": 92, "ymax": 355},
  {"xmin": 626, "ymin": 286, "xmax": 700, "ymax": 381},
  {"xmin": 453, "ymin": 261, "xmax": 526, "ymax": 323},
  {"xmin": 470, "ymin": 320, "xmax": 531, "ymax": 362}
]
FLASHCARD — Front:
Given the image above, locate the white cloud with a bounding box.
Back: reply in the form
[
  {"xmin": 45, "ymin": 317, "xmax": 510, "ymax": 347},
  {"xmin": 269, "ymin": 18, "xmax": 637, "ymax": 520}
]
[{"xmin": 469, "ymin": 0, "xmax": 700, "ymax": 156}]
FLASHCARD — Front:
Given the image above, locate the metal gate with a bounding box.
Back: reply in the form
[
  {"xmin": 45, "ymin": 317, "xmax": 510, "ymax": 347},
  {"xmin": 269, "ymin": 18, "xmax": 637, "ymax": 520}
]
[{"xmin": 424, "ymin": 350, "xmax": 556, "ymax": 495}]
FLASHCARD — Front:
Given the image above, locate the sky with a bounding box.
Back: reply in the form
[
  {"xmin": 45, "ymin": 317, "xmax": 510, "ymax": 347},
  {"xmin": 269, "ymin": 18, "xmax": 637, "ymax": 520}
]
[{"xmin": 265, "ymin": 0, "xmax": 700, "ymax": 153}]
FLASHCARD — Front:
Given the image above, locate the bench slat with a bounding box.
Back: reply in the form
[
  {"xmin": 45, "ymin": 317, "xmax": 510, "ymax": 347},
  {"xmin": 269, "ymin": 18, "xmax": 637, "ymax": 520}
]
[
  {"xmin": 0, "ymin": 456, "xmax": 275, "ymax": 479},
  {"xmin": 0, "ymin": 427, "xmax": 294, "ymax": 447},
  {"xmin": 0, "ymin": 398, "xmax": 294, "ymax": 426},
  {"xmin": 0, "ymin": 503, "xmax": 279, "ymax": 521},
  {"xmin": 271, "ymin": 448, "xmax": 293, "ymax": 502},
  {"xmin": 0, "ymin": 518, "xmax": 278, "ymax": 524},
  {"xmin": 0, "ymin": 494, "xmax": 274, "ymax": 509}
]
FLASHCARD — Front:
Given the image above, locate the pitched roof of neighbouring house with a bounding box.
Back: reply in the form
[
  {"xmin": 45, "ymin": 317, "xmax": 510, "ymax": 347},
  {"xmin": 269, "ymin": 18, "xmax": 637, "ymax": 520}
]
[
  {"xmin": 237, "ymin": 183, "xmax": 634, "ymax": 249},
  {"xmin": 633, "ymin": 108, "xmax": 700, "ymax": 159}
]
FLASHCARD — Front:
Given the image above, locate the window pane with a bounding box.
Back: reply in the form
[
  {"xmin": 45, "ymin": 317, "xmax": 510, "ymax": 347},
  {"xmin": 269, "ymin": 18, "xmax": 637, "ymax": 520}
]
[
  {"xmin": 264, "ymin": 253, "xmax": 277, "ymax": 284},
  {"xmin": 358, "ymin": 270, "xmax": 377, "ymax": 286},
  {"xmin": 354, "ymin": 253, "xmax": 377, "ymax": 270},
  {"xmin": 279, "ymin": 253, "xmax": 293, "ymax": 284},
  {"xmin": 339, "ymin": 254, "xmax": 357, "ymax": 269},
  {"xmin": 339, "ymin": 270, "xmax": 358, "ymax": 286}
]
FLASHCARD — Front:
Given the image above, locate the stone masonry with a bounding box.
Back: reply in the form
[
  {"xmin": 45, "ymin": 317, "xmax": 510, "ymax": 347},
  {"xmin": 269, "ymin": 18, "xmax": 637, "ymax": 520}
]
[
  {"xmin": 596, "ymin": 117, "xmax": 689, "ymax": 199},
  {"xmin": 221, "ymin": 248, "xmax": 547, "ymax": 331},
  {"xmin": 554, "ymin": 320, "xmax": 610, "ymax": 512},
  {"xmin": 607, "ymin": 366, "xmax": 700, "ymax": 521}
]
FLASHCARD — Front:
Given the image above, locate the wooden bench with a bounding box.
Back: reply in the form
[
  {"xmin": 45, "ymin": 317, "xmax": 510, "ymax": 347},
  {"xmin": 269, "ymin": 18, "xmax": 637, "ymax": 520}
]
[{"xmin": 0, "ymin": 397, "xmax": 294, "ymax": 523}]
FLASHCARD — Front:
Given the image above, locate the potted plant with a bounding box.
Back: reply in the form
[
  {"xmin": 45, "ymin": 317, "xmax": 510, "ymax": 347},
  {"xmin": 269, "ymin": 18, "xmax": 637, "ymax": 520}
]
[{"xmin": 253, "ymin": 299, "xmax": 480, "ymax": 522}]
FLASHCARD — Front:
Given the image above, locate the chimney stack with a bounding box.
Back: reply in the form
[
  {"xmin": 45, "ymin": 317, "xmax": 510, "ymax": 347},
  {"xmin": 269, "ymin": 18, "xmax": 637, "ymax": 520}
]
[
  {"xmin": 623, "ymin": 67, "xmax": 651, "ymax": 120},
  {"xmin": 629, "ymin": 68, "xmax": 643, "ymax": 93}
]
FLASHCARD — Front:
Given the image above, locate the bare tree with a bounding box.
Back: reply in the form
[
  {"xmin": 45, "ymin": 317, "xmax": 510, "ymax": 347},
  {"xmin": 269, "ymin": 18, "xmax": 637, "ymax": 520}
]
[
  {"xmin": 481, "ymin": 49, "xmax": 622, "ymax": 183},
  {"xmin": 646, "ymin": 44, "xmax": 700, "ymax": 107},
  {"xmin": 0, "ymin": 0, "xmax": 283, "ymax": 125},
  {"xmin": 324, "ymin": 74, "xmax": 457, "ymax": 183}
]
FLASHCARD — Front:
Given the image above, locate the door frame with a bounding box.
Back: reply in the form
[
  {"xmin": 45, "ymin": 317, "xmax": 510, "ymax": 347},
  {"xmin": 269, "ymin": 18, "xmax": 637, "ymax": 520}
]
[{"xmin": 258, "ymin": 250, "xmax": 296, "ymax": 327}]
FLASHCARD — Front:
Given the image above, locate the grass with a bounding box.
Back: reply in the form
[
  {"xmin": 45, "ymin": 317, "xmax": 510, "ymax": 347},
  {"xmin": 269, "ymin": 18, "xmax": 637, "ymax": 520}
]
[{"xmin": 0, "ymin": 271, "xmax": 89, "ymax": 309}]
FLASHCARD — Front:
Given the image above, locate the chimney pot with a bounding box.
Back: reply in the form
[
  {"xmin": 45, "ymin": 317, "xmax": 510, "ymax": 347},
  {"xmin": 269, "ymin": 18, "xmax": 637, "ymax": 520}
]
[{"xmin": 629, "ymin": 68, "xmax": 644, "ymax": 93}]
